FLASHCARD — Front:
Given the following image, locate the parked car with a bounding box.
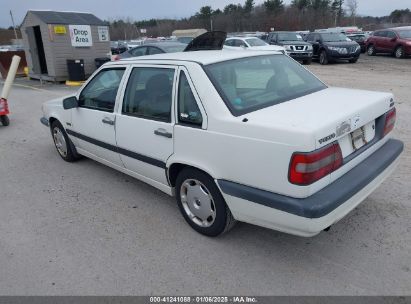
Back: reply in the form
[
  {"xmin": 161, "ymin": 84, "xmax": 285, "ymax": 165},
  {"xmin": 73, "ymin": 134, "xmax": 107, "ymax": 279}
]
[
  {"xmin": 305, "ymin": 32, "xmax": 361, "ymax": 64},
  {"xmin": 110, "ymin": 41, "xmax": 127, "ymax": 55},
  {"xmin": 365, "ymin": 27, "xmax": 411, "ymax": 58},
  {"xmin": 116, "ymin": 42, "xmax": 187, "ymax": 60},
  {"xmin": 346, "ymin": 33, "xmax": 369, "ymax": 53},
  {"xmin": 177, "ymin": 37, "xmax": 194, "ymax": 44},
  {"xmin": 40, "ymin": 35, "xmax": 403, "ymax": 238},
  {"xmin": 266, "ymin": 31, "xmax": 313, "ymax": 64},
  {"xmin": 224, "ymin": 37, "xmax": 285, "ymax": 53}
]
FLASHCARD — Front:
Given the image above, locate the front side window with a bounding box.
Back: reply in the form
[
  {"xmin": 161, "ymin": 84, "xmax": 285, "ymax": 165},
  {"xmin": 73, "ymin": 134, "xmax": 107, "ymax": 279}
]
[
  {"xmin": 386, "ymin": 31, "xmax": 397, "ymax": 39},
  {"xmin": 178, "ymin": 72, "xmax": 203, "ymax": 127},
  {"xmin": 123, "ymin": 67, "xmax": 175, "ymax": 122},
  {"xmin": 204, "ymin": 55, "xmax": 326, "ymax": 116},
  {"xmin": 78, "ymin": 68, "xmax": 125, "ymax": 112}
]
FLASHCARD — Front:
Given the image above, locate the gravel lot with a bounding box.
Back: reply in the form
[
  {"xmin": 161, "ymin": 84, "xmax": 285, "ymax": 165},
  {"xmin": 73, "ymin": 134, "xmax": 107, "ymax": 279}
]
[{"xmin": 0, "ymin": 55, "xmax": 410, "ymax": 296}]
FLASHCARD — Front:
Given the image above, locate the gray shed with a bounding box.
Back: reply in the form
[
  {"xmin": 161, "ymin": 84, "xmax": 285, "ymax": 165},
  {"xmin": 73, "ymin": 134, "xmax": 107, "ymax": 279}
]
[{"xmin": 21, "ymin": 10, "xmax": 111, "ymax": 82}]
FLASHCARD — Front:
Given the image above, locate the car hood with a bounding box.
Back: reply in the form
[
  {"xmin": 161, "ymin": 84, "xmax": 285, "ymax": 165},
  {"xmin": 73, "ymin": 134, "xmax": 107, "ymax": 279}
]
[
  {"xmin": 249, "ymin": 45, "xmax": 285, "ymax": 51},
  {"xmin": 324, "ymin": 41, "xmax": 359, "ymax": 47}
]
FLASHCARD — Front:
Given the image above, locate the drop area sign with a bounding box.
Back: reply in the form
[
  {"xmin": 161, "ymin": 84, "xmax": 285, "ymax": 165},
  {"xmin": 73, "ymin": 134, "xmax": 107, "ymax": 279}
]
[{"xmin": 69, "ymin": 25, "xmax": 93, "ymax": 47}]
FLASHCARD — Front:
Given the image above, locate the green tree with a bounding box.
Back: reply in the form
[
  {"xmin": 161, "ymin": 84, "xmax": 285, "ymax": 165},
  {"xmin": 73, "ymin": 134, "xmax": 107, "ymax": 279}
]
[
  {"xmin": 331, "ymin": 0, "xmax": 344, "ymax": 25},
  {"xmin": 264, "ymin": 0, "xmax": 284, "ymax": 13},
  {"xmin": 243, "ymin": 0, "xmax": 255, "ymax": 14},
  {"xmin": 196, "ymin": 6, "xmax": 213, "ymax": 19},
  {"xmin": 224, "ymin": 4, "xmax": 243, "ymax": 15}
]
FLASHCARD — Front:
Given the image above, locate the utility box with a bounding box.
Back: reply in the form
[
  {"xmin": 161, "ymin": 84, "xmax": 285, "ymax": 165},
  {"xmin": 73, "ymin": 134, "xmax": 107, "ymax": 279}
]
[
  {"xmin": 21, "ymin": 10, "xmax": 110, "ymax": 82},
  {"xmin": 66, "ymin": 59, "xmax": 85, "ymax": 81}
]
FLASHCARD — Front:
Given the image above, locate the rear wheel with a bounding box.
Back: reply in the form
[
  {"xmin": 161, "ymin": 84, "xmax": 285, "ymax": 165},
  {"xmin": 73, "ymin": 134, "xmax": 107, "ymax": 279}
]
[
  {"xmin": 0, "ymin": 115, "xmax": 9, "ymax": 126},
  {"xmin": 175, "ymin": 168, "xmax": 236, "ymax": 237},
  {"xmin": 51, "ymin": 120, "xmax": 80, "ymax": 162},
  {"xmin": 395, "ymin": 46, "xmax": 404, "ymax": 59},
  {"xmin": 319, "ymin": 50, "xmax": 329, "ymax": 65},
  {"xmin": 367, "ymin": 45, "xmax": 376, "ymax": 56}
]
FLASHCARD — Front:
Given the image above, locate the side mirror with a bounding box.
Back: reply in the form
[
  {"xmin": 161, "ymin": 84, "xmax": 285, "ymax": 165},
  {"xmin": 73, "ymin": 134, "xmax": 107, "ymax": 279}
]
[
  {"xmin": 390, "ymin": 37, "xmax": 397, "ymax": 42},
  {"xmin": 63, "ymin": 96, "xmax": 78, "ymax": 110}
]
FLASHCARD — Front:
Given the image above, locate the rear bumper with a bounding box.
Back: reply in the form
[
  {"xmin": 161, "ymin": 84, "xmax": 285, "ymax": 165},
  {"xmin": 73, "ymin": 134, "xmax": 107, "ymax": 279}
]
[{"xmin": 218, "ymin": 139, "xmax": 404, "ymax": 236}]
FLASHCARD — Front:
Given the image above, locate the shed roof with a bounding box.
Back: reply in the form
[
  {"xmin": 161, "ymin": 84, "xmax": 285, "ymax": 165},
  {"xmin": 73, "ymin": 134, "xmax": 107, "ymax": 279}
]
[{"xmin": 27, "ymin": 10, "xmax": 107, "ymax": 26}]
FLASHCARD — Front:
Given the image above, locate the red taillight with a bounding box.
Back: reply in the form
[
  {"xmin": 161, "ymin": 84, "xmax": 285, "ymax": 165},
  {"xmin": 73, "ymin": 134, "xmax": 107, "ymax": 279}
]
[
  {"xmin": 289, "ymin": 142, "xmax": 343, "ymax": 186},
  {"xmin": 383, "ymin": 107, "xmax": 396, "ymax": 137}
]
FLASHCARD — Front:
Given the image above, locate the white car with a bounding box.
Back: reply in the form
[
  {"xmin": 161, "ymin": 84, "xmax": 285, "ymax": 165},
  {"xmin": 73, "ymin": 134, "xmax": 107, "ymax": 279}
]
[
  {"xmin": 41, "ymin": 49, "xmax": 403, "ymax": 237},
  {"xmin": 224, "ymin": 36, "xmax": 285, "ymax": 53}
]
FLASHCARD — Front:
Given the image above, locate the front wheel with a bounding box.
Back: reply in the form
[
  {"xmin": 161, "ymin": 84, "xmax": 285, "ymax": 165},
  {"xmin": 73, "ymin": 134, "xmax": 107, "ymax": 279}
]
[
  {"xmin": 395, "ymin": 46, "xmax": 405, "ymax": 59},
  {"xmin": 0, "ymin": 115, "xmax": 10, "ymax": 126},
  {"xmin": 319, "ymin": 50, "xmax": 329, "ymax": 65},
  {"xmin": 175, "ymin": 168, "xmax": 236, "ymax": 237},
  {"xmin": 367, "ymin": 45, "xmax": 376, "ymax": 56},
  {"xmin": 51, "ymin": 120, "xmax": 80, "ymax": 162}
]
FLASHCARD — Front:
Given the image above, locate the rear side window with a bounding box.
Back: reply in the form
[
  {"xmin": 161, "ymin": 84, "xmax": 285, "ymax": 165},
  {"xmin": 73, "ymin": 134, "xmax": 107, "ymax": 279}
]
[
  {"xmin": 129, "ymin": 47, "xmax": 147, "ymax": 56},
  {"xmin": 123, "ymin": 67, "xmax": 175, "ymax": 122},
  {"xmin": 204, "ymin": 55, "xmax": 326, "ymax": 116},
  {"xmin": 386, "ymin": 31, "xmax": 397, "ymax": 39},
  {"xmin": 178, "ymin": 71, "xmax": 203, "ymax": 127}
]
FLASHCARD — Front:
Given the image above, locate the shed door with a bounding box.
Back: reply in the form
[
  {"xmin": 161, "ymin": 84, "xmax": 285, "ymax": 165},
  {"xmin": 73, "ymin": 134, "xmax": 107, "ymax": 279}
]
[{"xmin": 26, "ymin": 27, "xmax": 41, "ymax": 74}]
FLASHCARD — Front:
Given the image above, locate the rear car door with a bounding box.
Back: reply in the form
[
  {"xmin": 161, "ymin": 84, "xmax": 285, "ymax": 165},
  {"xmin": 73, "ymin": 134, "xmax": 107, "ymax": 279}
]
[
  {"xmin": 70, "ymin": 67, "xmax": 127, "ymax": 165},
  {"xmin": 115, "ymin": 65, "xmax": 177, "ymax": 185},
  {"xmin": 385, "ymin": 31, "xmax": 398, "ymax": 52}
]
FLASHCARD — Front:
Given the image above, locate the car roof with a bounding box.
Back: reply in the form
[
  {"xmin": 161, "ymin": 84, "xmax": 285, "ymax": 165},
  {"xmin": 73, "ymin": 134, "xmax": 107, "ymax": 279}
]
[{"xmin": 112, "ymin": 50, "xmax": 281, "ymax": 65}]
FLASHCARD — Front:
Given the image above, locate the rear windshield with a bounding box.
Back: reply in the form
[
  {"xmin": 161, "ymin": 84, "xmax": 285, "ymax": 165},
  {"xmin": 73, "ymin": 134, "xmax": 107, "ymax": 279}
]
[
  {"xmin": 277, "ymin": 33, "xmax": 303, "ymax": 41},
  {"xmin": 398, "ymin": 30, "xmax": 411, "ymax": 39},
  {"xmin": 161, "ymin": 45, "xmax": 186, "ymax": 53},
  {"xmin": 245, "ymin": 38, "xmax": 267, "ymax": 46},
  {"xmin": 204, "ymin": 55, "xmax": 326, "ymax": 116}
]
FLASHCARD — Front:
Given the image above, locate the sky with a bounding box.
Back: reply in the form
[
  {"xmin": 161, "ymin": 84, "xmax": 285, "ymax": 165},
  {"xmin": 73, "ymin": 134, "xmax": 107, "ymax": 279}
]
[{"xmin": 0, "ymin": 0, "xmax": 410, "ymax": 28}]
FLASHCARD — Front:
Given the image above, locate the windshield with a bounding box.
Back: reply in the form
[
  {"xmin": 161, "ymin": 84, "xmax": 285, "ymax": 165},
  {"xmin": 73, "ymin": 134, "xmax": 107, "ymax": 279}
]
[
  {"xmin": 277, "ymin": 33, "xmax": 303, "ymax": 41},
  {"xmin": 161, "ymin": 45, "xmax": 186, "ymax": 53},
  {"xmin": 398, "ymin": 30, "xmax": 411, "ymax": 39},
  {"xmin": 321, "ymin": 33, "xmax": 349, "ymax": 42},
  {"xmin": 245, "ymin": 38, "xmax": 267, "ymax": 46},
  {"xmin": 204, "ymin": 55, "xmax": 326, "ymax": 116}
]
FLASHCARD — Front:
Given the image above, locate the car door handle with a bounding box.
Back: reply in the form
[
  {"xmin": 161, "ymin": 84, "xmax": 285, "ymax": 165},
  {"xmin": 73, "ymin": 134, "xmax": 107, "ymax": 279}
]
[
  {"xmin": 154, "ymin": 128, "xmax": 172, "ymax": 138},
  {"xmin": 102, "ymin": 117, "xmax": 115, "ymax": 125}
]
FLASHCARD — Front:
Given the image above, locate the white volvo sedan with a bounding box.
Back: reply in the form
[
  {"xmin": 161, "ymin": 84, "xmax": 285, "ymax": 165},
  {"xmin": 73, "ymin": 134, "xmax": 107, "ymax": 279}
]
[{"xmin": 40, "ymin": 50, "xmax": 403, "ymax": 237}]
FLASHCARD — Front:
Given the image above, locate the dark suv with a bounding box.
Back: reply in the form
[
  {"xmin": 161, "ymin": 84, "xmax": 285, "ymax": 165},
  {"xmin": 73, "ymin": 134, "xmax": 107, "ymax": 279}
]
[
  {"xmin": 366, "ymin": 27, "xmax": 411, "ymax": 58},
  {"xmin": 305, "ymin": 32, "xmax": 361, "ymax": 64},
  {"xmin": 267, "ymin": 31, "xmax": 313, "ymax": 64}
]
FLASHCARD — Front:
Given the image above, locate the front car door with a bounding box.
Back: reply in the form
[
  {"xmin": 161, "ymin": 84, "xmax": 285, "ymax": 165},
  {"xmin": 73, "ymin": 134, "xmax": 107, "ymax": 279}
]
[
  {"xmin": 70, "ymin": 67, "xmax": 127, "ymax": 166},
  {"xmin": 115, "ymin": 65, "xmax": 177, "ymax": 186}
]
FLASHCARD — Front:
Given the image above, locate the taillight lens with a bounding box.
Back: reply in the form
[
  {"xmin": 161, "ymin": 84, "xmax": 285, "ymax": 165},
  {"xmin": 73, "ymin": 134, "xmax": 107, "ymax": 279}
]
[
  {"xmin": 383, "ymin": 107, "xmax": 396, "ymax": 137},
  {"xmin": 289, "ymin": 142, "xmax": 343, "ymax": 186}
]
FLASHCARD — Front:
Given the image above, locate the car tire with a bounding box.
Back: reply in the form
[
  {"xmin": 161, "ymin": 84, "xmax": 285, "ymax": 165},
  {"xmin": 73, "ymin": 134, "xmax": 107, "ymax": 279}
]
[
  {"xmin": 303, "ymin": 58, "xmax": 312, "ymax": 65},
  {"xmin": 367, "ymin": 45, "xmax": 376, "ymax": 56},
  {"xmin": 395, "ymin": 46, "xmax": 405, "ymax": 59},
  {"xmin": 0, "ymin": 115, "xmax": 10, "ymax": 126},
  {"xmin": 319, "ymin": 50, "xmax": 329, "ymax": 65},
  {"xmin": 50, "ymin": 120, "xmax": 81, "ymax": 162},
  {"xmin": 349, "ymin": 58, "xmax": 358, "ymax": 63},
  {"xmin": 175, "ymin": 168, "xmax": 236, "ymax": 237}
]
